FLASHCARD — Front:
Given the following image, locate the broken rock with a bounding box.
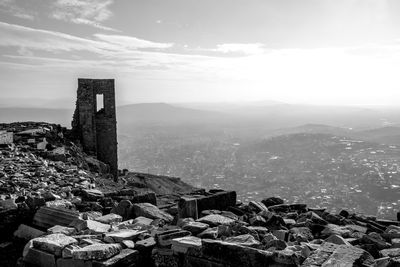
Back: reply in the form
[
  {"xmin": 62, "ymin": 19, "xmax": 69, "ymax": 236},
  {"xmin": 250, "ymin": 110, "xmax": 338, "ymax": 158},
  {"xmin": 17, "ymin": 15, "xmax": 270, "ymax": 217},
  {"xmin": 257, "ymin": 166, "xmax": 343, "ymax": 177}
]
[
  {"xmin": 73, "ymin": 243, "xmax": 122, "ymax": 261},
  {"xmin": 131, "ymin": 202, "xmax": 173, "ymax": 223},
  {"xmin": 32, "ymin": 233, "xmax": 78, "ymax": 256}
]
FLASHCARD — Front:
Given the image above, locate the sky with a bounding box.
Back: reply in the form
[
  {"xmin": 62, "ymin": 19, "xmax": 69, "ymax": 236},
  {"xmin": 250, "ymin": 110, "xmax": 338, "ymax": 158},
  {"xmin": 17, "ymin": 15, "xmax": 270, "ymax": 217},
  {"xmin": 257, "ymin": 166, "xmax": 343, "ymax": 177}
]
[{"xmin": 1, "ymin": 0, "xmax": 400, "ymax": 107}]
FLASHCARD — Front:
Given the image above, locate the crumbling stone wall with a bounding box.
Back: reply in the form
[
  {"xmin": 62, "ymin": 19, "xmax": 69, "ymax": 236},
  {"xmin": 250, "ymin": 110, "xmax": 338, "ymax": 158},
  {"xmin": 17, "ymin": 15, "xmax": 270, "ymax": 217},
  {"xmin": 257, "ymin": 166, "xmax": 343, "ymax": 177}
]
[{"xmin": 72, "ymin": 78, "xmax": 118, "ymax": 181}]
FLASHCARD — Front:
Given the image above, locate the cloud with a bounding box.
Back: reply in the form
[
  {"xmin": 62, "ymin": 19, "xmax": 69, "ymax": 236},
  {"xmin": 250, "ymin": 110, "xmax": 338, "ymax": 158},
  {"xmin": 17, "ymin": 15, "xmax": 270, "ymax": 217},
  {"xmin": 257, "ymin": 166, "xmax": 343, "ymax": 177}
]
[
  {"xmin": 0, "ymin": 21, "xmax": 119, "ymax": 53},
  {"xmin": 94, "ymin": 34, "xmax": 173, "ymax": 50},
  {"xmin": 0, "ymin": 0, "xmax": 35, "ymax": 20},
  {"xmin": 51, "ymin": 0, "xmax": 117, "ymax": 31},
  {"xmin": 0, "ymin": 21, "xmax": 175, "ymax": 56},
  {"xmin": 215, "ymin": 43, "xmax": 266, "ymax": 55}
]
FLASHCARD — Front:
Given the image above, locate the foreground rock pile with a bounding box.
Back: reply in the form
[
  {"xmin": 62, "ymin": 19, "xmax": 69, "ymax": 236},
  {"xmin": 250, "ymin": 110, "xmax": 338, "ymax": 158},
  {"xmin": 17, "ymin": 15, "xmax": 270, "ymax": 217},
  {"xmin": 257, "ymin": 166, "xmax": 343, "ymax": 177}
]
[
  {"xmin": 0, "ymin": 123, "xmax": 110, "ymax": 239},
  {"xmin": 3, "ymin": 122, "xmax": 400, "ymax": 266},
  {"xmin": 12, "ymin": 190, "xmax": 400, "ymax": 267}
]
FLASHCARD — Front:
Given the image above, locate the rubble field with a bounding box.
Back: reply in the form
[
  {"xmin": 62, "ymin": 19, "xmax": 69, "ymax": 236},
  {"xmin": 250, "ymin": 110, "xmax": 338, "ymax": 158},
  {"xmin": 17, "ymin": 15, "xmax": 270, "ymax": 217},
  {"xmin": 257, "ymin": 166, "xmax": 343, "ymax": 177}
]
[{"xmin": 2, "ymin": 122, "xmax": 400, "ymax": 267}]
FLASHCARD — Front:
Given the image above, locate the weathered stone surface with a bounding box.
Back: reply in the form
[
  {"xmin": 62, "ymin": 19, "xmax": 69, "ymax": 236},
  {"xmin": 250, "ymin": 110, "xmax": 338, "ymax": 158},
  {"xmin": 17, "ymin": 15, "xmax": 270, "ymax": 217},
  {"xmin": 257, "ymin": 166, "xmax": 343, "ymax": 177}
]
[
  {"xmin": 197, "ymin": 227, "xmax": 218, "ymax": 239},
  {"xmin": 171, "ymin": 236, "xmax": 202, "ymax": 253},
  {"xmin": 104, "ymin": 229, "xmax": 146, "ymax": 242},
  {"xmin": 290, "ymin": 227, "xmax": 314, "ymax": 242},
  {"xmin": 325, "ymin": 234, "xmax": 351, "ymax": 245},
  {"xmin": 23, "ymin": 247, "xmax": 56, "ymax": 267},
  {"xmin": 121, "ymin": 240, "xmax": 135, "ymax": 249},
  {"xmin": 200, "ymin": 239, "xmax": 274, "ymax": 267},
  {"xmin": 273, "ymin": 249, "xmax": 302, "ymax": 266},
  {"xmin": 33, "ymin": 206, "xmax": 80, "ymax": 229},
  {"xmin": 72, "ymin": 219, "xmax": 111, "ymax": 234},
  {"xmin": 178, "ymin": 196, "xmax": 198, "ymax": 219},
  {"xmin": 32, "ymin": 233, "xmax": 78, "ymax": 256},
  {"xmin": 48, "ymin": 225, "xmax": 77, "ymax": 235},
  {"xmin": 157, "ymin": 229, "xmax": 192, "ymax": 247},
  {"xmin": 197, "ymin": 214, "xmax": 235, "ymax": 226},
  {"xmin": 132, "ymin": 216, "xmax": 153, "ymax": 225},
  {"xmin": 45, "ymin": 199, "xmax": 73, "ymax": 209},
  {"xmin": 380, "ymin": 248, "xmax": 400, "ymax": 257},
  {"xmin": 322, "ymin": 245, "xmax": 374, "ymax": 266},
  {"xmin": 95, "ymin": 213, "xmax": 122, "ymax": 224},
  {"xmin": 225, "ymin": 234, "xmax": 261, "ymax": 248},
  {"xmin": 249, "ymin": 201, "xmax": 269, "ymax": 213},
  {"xmin": 62, "ymin": 244, "xmax": 81, "ymax": 258},
  {"xmin": 73, "ymin": 243, "xmax": 122, "ymax": 260},
  {"xmin": 92, "ymin": 249, "xmax": 139, "ymax": 267},
  {"xmin": 321, "ymin": 224, "xmax": 351, "ymax": 237},
  {"xmin": 182, "ymin": 221, "xmax": 209, "ymax": 235},
  {"xmin": 14, "ymin": 224, "xmax": 45, "ymax": 240},
  {"xmin": 131, "ymin": 202, "xmax": 173, "ymax": 223}
]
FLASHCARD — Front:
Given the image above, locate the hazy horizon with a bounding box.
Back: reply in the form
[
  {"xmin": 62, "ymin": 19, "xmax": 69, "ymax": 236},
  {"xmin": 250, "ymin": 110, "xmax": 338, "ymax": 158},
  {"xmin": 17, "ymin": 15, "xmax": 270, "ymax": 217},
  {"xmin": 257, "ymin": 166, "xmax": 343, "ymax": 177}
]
[{"xmin": 1, "ymin": 0, "xmax": 400, "ymax": 106}]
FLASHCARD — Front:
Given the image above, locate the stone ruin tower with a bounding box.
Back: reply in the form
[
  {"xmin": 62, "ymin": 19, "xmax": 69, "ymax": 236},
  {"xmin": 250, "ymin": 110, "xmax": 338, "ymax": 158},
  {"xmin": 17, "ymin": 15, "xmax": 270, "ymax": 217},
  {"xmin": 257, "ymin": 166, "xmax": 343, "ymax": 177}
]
[{"xmin": 72, "ymin": 78, "xmax": 118, "ymax": 181}]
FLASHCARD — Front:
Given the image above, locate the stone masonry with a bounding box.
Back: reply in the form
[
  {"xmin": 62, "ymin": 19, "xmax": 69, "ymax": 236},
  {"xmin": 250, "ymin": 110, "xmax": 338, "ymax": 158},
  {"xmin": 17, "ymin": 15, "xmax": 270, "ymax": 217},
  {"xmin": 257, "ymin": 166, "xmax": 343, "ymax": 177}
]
[{"xmin": 72, "ymin": 78, "xmax": 118, "ymax": 181}]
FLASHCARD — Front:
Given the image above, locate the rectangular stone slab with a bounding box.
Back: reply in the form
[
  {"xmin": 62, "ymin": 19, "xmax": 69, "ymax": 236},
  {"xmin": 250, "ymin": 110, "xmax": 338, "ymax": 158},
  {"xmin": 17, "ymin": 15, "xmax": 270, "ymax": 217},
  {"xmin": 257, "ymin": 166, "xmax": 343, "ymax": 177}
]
[
  {"xmin": 32, "ymin": 233, "xmax": 78, "ymax": 256},
  {"xmin": 73, "ymin": 244, "xmax": 122, "ymax": 261}
]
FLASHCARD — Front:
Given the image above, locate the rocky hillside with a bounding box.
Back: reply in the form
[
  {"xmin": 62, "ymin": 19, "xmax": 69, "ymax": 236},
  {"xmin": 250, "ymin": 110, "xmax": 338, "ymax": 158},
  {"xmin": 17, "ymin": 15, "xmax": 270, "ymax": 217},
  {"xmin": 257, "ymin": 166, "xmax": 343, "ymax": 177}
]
[{"xmin": 1, "ymin": 122, "xmax": 400, "ymax": 266}]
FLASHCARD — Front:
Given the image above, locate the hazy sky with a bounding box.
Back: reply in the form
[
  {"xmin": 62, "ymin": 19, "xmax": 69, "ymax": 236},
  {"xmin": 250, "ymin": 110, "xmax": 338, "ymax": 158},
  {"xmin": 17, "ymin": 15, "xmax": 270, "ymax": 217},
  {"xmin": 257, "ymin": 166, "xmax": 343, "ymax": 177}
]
[{"xmin": 1, "ymin": 0, "xmax": 400, "ymax": 107}]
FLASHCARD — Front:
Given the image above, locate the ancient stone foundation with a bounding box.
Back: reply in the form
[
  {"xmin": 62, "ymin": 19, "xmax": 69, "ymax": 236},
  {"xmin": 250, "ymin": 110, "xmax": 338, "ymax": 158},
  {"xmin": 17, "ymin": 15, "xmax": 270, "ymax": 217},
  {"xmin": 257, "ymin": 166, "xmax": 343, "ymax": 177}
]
[{"xmin": 72, "ymin": 79, "xmax": 118, "ymax": 181}]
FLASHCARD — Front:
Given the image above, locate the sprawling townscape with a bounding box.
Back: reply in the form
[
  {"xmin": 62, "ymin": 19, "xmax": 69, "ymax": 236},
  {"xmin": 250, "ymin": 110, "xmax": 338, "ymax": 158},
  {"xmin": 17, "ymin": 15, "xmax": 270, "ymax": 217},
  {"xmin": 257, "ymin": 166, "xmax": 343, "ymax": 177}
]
[{"xmin": 120, "ymin": 129, "xmax": 400, "ymax": 220}]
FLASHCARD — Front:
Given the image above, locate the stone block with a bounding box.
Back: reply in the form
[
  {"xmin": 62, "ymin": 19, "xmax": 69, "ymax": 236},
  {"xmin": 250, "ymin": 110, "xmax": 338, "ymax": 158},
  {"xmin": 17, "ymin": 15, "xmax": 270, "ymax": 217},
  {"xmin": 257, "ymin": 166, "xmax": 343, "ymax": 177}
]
[
  {"xmin": 224, "ymin": 234, "xmax": 261, "ymax": 248},
  {"xmin": 200, "ymin": 239, "xmax": 273, "ymax": 267},
  {"xmin": 48, "ymin": 225, "xmax": 77, "ymax": 235},
  {"xmin": 71, "ymin": 219, "xmax": 111, "ymax": 234},
  {"xmin": 104, "ymin": 229, "xmax": 146, "ymax": 243},
  {"xmin": 24, "ymin": 247, "xmax": 56, "ymax": 267},
  {"xmin": 196, "ymin": 214, "xmax": 235, "ymax": 226},
  {"xmin": 178, "ymin": 197, "xmax": 198, "ymax": 219},
  {"xmin": 33, "ymin": 206, "xmax": 79, "ymax": 229},
  {"xmin": 157, "ymin": 229, "xmax": 191, "ymax": 247},
  {"xmin": 73, "ymin": 243, "xmax": 122, "ymax": 261},
  {"xmin": 182, "ymin": 221, "xmax": 209, "ymax": 235},
  {"xmin": 95, "ymin": 214, "xmax": 123, "ymax": 224},
  {"xmin": 14, "ymin": 224, "xmax": 45, "ymax": 240},
  {"xmin": 380, "ymin": 248, "xmax": 400, "ymax": 257},
  {"xmin": 92, "ymin": 249, "xmax": 139, "ymax": 267},
  {"xmin": 131, "ymin": 203, "xmax": 173, "ymax": 223},
  {"xmin": 32, "ymin": 233, "xmax": 78, "ymax": 256},
  {"xmin": 197, "ymin": 191, "xmax": 236, "ymax": 215},
  {"xmin": 171, "ymin": 236, "xmax": 202, "ymax": 254},
  {"xmin": 62, "ymin": 244, "xmax": 81, "ymax": 258}
]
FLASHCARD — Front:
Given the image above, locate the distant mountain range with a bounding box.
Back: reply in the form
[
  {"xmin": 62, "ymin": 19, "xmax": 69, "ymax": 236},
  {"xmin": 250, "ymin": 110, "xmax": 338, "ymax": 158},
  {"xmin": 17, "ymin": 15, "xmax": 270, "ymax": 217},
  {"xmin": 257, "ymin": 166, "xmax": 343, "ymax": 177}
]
[{"xmin": 1, "ymin": 102, "xmax": 400, "ymax": 145}]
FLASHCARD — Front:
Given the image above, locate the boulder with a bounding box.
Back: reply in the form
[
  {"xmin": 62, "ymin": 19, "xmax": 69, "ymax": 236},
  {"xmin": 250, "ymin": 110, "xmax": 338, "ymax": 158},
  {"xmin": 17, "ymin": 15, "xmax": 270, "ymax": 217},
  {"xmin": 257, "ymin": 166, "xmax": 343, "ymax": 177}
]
[{"xmin": 131, "ymin": 203, "xmax": 173, "ymax": 223}]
